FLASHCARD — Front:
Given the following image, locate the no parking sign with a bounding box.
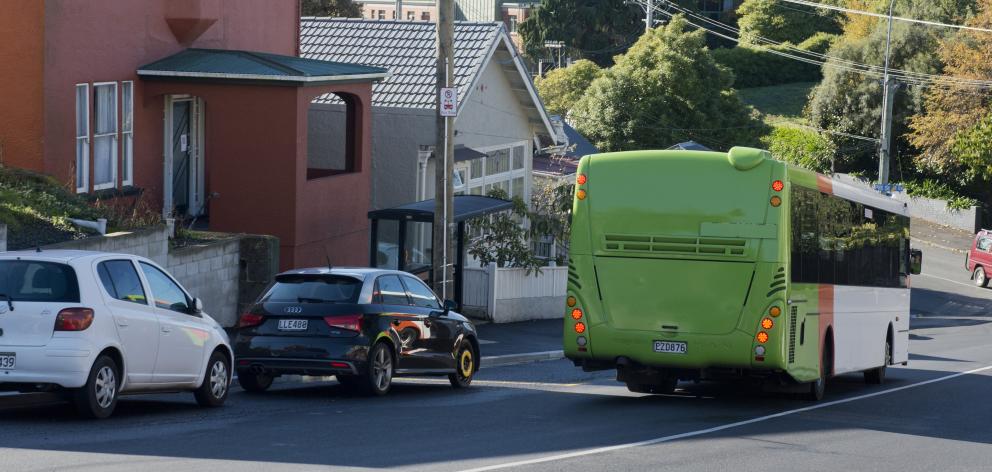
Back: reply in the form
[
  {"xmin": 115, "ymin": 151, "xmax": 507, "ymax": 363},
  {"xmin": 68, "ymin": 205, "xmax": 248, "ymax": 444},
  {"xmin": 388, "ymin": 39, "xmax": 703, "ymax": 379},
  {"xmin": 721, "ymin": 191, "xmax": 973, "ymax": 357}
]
[{"xmin": 440, "ymin": 87, "xmax": 457, "ymax": 117}]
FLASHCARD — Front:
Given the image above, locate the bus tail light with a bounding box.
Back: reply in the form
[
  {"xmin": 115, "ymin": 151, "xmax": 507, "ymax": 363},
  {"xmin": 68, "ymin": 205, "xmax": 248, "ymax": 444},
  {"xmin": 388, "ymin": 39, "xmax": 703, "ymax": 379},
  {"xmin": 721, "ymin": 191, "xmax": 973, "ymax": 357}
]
[
  {"xmin": 576, "ymin": 336, "xmax": 587, "ymax": 347},
  {"xmin": 756, "ymin": 331, "xmax": 769, "ymax": 343},
  {"xmin": 770, "ymin": 196, "xmax": 782, "ymax": 207},
  {"xmin": 571, "ymin": 308, "xmax": 583, "ymax": 320},
  {"xmin": 769, "ymin": 306, "xmax": 781, "ymax": 317},
  {"xmin": 761, "ymin": 318, "xmax": 774, "ymax": 330},
  {"xmin": 577, "ymin": 189, "xmax": 587, "ymax": 200},
  {"xmin": 566, "ymin": 296, "xmax": 576, "ymax": 307},
  {"xmin": 772, "ymin": 180, "xmax": 784, "ymax": 192},
  {"xmin": 574, "ymin": 322, "xmax": 586, "ymax": 334},
  {"xmin": 577, "ymin": 174, "xmax": 587, "ymax": 185}
]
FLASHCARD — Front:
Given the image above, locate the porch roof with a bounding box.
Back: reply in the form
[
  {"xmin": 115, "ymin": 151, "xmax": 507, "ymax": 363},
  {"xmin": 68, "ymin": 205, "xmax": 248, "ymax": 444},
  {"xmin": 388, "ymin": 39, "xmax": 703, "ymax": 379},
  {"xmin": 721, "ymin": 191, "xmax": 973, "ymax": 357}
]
[
  {"xmin": 137, "ymin": 48, "xmax": 389, "ymax": 86},
  {"xmin": 367, "ymin": 195, "xmax": 514, "ymax": 223}
]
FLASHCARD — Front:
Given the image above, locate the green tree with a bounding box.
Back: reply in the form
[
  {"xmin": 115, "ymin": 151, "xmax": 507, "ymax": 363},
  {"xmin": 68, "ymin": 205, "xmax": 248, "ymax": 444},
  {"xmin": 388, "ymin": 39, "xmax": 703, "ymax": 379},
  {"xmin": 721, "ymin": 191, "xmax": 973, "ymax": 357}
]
[
  {"xmin": 736, "ymin": 0, "xmax": 841, "ymax": 46},
  {"xmin": 806, "ymin": 1, "xmax": 976, "ymax": 174},
  {"xmin": 570, "ymin": 15, "xmax": 767, "ymax": 152},
  {"xmin": 534, "ymin": 60, "xmax": 602, "ymax": 117},
  {"xmin": 952, "ymin": 113, "xmax": 992, "ymax": 182},
  {"xmin": 467, "ymin": 189, "xmax": 543, "ymax": 273},
  {"xmin": 529, "ymin": 178, "xmax": 575, "ymax": 264},
  {"xmin": 762, "ymin": 126, "xmax": 837, "ymax": 173},
  {"xmin": 518, "ymin": 0, "xmax": 642, "ymax": 67},
  {"xmin": 301, "ymin": 0, "xmax": 362, "ymax": 17},
  {"xmin": 908, "ymin": 0, "xmax": 992, "ymax": 178}
]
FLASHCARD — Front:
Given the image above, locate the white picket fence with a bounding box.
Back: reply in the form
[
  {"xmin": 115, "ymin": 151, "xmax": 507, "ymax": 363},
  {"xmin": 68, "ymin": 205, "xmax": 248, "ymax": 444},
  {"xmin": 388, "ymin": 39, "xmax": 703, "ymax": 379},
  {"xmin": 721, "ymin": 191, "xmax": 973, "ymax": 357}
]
[{"xmin": 462, "ymin": 263, "xmax": 568, "ymax": 322}]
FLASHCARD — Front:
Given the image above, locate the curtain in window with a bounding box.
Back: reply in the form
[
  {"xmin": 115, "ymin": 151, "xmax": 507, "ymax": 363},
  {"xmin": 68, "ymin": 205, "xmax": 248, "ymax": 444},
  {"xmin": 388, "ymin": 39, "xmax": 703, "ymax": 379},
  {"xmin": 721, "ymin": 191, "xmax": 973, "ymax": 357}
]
[{"xmin": 93, "ymin": 84, "xmax": 117, "ymax": 188}]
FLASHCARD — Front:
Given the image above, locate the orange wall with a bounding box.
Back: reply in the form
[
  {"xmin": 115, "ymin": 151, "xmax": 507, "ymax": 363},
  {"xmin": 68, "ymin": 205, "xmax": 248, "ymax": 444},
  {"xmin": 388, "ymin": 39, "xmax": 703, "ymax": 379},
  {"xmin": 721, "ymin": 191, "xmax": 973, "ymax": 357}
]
[{"xmin": 0, "ymin": 1, "xmax": 45, "ymax": 172}]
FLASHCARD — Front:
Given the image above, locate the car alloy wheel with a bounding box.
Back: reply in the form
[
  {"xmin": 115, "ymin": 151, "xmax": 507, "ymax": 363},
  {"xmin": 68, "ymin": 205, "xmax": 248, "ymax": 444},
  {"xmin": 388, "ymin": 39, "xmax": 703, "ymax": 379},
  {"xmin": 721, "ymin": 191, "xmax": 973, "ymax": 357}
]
[
  {"xmin": 94, "ymin": 365, "xmax": 117, "ymax": 409},
  {"xmin": 210, "ymin": 360, "xmax": 228, "ymax": 399},
  {"xmin": 449, "ymin": 341, "xmax": 475, "ymax": 388},
  {"xmin": 371, "ymin": 343, "xmax": 393, "ymax": 394}
]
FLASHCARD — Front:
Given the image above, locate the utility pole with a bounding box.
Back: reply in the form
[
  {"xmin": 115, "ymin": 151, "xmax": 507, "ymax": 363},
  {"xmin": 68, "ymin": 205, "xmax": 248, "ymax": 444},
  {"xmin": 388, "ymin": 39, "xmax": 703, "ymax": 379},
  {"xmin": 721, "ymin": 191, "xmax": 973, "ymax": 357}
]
[
  {"xmin": 645, "ymin": 0, "xmax": 654, "ymax": 33},
  {"xmin": 877, "ymin": 0, "xmax": 896, "ymax": 187},
  {"xmin": 395, "ymin": 0, "xmax": 402, "ymax": 20},
  {"xmin": 433, "ymin": 0, "xmax": 455, "ymax": 298}
]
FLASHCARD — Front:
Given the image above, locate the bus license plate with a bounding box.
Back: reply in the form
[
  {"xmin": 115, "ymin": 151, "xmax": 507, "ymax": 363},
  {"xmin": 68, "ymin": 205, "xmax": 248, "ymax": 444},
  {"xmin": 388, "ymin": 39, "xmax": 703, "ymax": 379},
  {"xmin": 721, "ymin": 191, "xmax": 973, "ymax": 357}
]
[
  {"xmin": 278, "ymin": 320, "xmax": 308, "ymax": 331},
  {"xmin": 0, "ymin": 353, "xmax": 15, "ymax": 370},
  {"xmin": 653, "ymin": 341, "xmax": 687, "ymax": 354}
]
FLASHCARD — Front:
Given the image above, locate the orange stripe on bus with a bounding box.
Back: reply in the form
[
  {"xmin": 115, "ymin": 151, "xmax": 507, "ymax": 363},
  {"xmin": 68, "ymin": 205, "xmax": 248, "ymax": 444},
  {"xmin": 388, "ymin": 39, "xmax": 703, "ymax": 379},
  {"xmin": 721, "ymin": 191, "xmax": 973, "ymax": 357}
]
[
  {"xmin": 816, "ymin": 175, "xmax": 833, "ymax": 194},
  {"xmin": 818, "ymin": 284, "xmax": 835, "ymax": 376}
]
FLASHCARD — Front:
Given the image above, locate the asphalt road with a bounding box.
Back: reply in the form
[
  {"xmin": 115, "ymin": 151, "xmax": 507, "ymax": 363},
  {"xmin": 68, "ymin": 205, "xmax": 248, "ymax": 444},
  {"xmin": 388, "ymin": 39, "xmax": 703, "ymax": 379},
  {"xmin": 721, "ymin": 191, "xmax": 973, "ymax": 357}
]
[{"xmin": 1, "ymin": 229, "xmax": 990, "ymax": 471}]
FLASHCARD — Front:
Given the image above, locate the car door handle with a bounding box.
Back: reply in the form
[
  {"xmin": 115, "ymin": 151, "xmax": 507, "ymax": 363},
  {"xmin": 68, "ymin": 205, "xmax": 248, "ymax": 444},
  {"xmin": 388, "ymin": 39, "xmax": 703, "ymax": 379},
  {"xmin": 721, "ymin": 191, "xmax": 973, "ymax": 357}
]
[
  {"xmin": 161, "ymin": 326, "xmax": 171, "ymax": 333},
  {"xmin": 116, "ymin": 320, "xmax": 129, "ymax": 328}
]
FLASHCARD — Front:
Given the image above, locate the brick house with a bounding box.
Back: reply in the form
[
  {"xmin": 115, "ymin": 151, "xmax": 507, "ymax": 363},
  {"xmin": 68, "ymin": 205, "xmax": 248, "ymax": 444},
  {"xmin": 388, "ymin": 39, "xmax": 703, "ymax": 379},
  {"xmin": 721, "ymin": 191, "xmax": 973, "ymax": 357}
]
[{"xmin": 0, "ymin": 0, "xmax": 388, "ymax": 269}]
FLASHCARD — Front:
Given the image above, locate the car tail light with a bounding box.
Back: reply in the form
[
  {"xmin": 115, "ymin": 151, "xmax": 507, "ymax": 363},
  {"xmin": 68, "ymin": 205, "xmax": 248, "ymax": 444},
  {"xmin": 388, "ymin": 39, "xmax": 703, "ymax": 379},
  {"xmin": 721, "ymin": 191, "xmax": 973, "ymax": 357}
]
[
  {"xmin": 329, "ymin": 361, "xmax": 351, "ymax": 369},
  {"xmin": 238, "ymin": 312, "xmax": 265, "ymax": 328},
  {"xmin": 54, "ymin": 308, "xmax": 94, "ymax": 331},
  {"xmin": 324, "ymin": 314, "xmax": 363, "ymax": 333}
]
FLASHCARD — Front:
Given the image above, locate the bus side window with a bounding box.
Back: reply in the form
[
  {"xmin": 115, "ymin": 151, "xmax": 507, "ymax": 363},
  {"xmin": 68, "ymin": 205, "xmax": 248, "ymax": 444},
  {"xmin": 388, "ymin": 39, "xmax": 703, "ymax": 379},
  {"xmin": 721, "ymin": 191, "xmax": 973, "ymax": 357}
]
[{"xmin": 800, "ymin": 319, "xmax": 805, "ymax": 345}]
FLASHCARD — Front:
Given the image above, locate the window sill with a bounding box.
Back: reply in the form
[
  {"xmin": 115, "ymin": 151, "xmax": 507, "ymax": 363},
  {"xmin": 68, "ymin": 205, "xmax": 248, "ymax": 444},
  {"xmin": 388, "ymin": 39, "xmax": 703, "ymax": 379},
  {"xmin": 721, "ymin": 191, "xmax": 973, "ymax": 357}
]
[{"xmin": 82, "ymin": 185, "xmax": 143, "ymax": 202}]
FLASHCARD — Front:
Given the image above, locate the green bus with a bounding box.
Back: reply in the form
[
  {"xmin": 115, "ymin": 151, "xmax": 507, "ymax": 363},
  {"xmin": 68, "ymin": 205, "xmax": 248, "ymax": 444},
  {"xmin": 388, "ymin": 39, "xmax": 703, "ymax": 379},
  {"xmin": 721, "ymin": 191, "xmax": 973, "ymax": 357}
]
[{"xmin": 563, "ymin": 147, "xmax": 921, "ymax": 400}]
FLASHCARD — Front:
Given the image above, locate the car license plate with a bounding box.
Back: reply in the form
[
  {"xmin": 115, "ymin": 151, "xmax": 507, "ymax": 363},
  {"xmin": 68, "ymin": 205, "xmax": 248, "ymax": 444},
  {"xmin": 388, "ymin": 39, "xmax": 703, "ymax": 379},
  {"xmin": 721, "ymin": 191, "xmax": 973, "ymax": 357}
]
[
  {"xmin": 0, "ymin": 353, "xmax": 15, "ymax": 370},
  {"xmin": 278, "ymin": 319, "xmax": 308, "ymax": 331},
  {"xmin": 653, "ymin": 341, "xmax": 687, "ymax": 354}
]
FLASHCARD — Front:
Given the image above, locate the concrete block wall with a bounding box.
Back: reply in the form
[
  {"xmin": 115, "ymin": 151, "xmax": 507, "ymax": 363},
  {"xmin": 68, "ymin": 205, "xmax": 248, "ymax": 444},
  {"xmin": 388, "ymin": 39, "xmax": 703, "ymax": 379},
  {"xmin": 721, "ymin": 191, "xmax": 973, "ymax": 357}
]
[
  {"xmin": 0, "ymin": 224, "xmax": 6, "ymax": 252},
  {"xmin": 37, "ymin": 225, "xmax": 275, "ymax": 328},
  {"xmin": 167, "ymin": 239, "xmax": 242, "ymax": 327},
  {"xmin": 835, "ymin": 174, "xmax": 980, "ymax": 232}
]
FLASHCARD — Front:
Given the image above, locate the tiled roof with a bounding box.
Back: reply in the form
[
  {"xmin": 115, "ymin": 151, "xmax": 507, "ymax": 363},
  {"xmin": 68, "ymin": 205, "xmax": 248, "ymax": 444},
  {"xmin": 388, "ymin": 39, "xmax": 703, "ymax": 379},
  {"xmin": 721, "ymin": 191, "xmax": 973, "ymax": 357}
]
[
  {"xmin": 137, "ymin": 48, "xmax": 388, "ymax": 85},
  {"xmin": 300, "ymin": 19, "xmax": 501, "ymax": 108}
]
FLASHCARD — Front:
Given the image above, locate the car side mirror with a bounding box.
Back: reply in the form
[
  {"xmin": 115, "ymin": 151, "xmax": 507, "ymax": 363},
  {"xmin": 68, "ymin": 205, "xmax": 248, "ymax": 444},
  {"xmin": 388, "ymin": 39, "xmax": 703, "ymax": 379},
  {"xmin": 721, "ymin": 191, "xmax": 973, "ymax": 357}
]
[
  {"xmin": 443, "ymin": 299, "xmax": 457, "ymax": 314},
  {"xmin": 192, "ymin": 297, "xmax": 204, "ymax": 314},
  {"xmin": 910, "ymin": 249, "xmax": 923, "ymax": 275}
]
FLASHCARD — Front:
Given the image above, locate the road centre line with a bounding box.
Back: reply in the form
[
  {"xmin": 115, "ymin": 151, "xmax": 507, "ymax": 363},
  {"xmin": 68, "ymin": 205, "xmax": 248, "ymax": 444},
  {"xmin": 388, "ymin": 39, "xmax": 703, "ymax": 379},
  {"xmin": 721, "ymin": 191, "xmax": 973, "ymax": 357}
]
[
  {"xmin": 454, "ymin": 364, "xmax": 992, "ymax": 472},
  {"xmin": 917, "ymin": 272, "xmax": 992, "ymax": 292}
]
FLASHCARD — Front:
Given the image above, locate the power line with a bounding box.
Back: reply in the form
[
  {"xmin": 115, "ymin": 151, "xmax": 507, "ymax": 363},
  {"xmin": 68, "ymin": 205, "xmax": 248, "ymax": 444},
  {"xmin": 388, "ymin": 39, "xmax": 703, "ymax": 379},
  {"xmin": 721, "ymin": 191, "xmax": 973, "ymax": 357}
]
[
  {"xmin": 650, "ymin": 2, "xmax": 992, "ymax": 89},
  {"xmin": 775, "ymin": 0, "xmax": 992, "ymax": 34}
]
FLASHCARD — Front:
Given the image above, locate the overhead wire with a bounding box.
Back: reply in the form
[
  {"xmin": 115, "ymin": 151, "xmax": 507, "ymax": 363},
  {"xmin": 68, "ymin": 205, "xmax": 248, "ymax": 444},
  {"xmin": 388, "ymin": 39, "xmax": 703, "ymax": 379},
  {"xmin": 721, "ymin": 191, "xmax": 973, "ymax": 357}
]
[{"xmin": 776, "ymin": 0, "xmax": 992, "ymax": 34}]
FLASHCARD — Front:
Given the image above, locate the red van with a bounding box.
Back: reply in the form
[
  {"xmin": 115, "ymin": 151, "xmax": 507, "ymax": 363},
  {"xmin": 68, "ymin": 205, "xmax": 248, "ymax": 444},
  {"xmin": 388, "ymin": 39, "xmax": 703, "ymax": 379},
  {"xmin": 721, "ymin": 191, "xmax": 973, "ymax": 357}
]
[{"xmin": 967, "ymin": 229, "xmax": 992, "ymax": 287}]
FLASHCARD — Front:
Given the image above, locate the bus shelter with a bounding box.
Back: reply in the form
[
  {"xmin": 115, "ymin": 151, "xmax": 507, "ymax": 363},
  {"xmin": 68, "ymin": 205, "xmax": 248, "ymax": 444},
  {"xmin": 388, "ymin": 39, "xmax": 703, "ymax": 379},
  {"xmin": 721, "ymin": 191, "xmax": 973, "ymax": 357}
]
[{"xmin": 367, "ymin": 195, "xmax": 514, "ymax": 308}]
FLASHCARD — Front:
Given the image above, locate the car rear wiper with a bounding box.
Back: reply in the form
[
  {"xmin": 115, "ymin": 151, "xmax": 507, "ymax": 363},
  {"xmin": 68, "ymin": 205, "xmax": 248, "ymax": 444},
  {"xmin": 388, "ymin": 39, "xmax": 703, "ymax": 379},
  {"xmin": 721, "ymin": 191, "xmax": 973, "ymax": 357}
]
[{"xmin": 0, "ymin": 294, "xmax": 13, "ymax": 311}]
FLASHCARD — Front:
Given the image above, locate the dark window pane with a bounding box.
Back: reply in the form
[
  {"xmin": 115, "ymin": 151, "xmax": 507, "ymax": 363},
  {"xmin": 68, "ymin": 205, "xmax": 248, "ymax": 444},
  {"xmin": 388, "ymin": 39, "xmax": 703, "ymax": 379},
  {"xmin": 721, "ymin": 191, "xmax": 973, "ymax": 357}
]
[
  {"xmin": 375, "ymin": 275, "xmax": 410, "ymax": 306},
  {"xmin": 402, "ymin": 276, "xmax": 440, "ymax": 309},
  {"xmin": 0, "ymin": 261, "xmax": 80, "ymax": 302},
  {"xmin": 139, "ymin": 262, "xmax": 189, "ymax": 313},
  {"xmin": 264, "ymin": 275, "xmax": 362, "ymax": 304},
  {"xmin": 99, "ymin": 260, "xmax": 147, "ymax": 304}
]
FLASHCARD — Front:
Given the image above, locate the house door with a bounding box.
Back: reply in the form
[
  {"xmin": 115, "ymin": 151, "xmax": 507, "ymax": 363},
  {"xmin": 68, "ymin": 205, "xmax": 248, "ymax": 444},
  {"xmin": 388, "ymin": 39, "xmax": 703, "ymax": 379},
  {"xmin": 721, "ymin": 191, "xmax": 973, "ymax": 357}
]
[{"xmin": 165, "ymin": 96, "xmax": 204, "ymax": 217}]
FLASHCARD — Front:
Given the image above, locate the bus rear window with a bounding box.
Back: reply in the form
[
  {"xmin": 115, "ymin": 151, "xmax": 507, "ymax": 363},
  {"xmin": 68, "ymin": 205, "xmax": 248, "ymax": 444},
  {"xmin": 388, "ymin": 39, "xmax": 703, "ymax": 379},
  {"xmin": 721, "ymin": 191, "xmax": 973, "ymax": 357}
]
[
  {"xmin": 0, "ymin": 261, "xmax": 81, "ymax": 303},
  {"xmin": 263, "ymin": 275, "xmax": 363, "ymax": 304}
]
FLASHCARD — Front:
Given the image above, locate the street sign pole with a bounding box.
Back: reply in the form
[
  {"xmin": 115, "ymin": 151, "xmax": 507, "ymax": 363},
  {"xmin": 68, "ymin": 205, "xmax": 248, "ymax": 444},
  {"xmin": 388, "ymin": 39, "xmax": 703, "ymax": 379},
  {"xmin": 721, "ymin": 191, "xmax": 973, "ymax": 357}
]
[{"xmin": 434, "ymin": 0, "xmax": 455, "ymax": 299}]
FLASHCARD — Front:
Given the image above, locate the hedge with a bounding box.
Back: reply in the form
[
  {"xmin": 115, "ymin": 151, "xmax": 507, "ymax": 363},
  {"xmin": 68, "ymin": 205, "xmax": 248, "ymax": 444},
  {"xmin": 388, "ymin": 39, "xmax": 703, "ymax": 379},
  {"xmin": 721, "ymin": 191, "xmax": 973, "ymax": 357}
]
[{"xmin": 714, "ymin": 33, "xmax": 839, "ymax": 88}]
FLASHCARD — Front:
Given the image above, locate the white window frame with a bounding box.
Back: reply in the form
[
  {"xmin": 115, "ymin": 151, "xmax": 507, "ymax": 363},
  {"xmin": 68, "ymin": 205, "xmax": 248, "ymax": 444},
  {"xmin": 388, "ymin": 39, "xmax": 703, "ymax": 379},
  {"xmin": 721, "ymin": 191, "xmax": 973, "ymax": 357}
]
[
  {"xmin": 465, "ymin": 141, "xmax": 531, "ymax": 203},
  {"xmin": 121, "ymin": 81, "xmax": 134, "ymax": 187},
  {"xmin": 75, "ymin": 83, "xmax": 90, "ymax": 193},
  {"xmin": 92, "ymin": 81, "xmax": 119, "ymax": 191}
]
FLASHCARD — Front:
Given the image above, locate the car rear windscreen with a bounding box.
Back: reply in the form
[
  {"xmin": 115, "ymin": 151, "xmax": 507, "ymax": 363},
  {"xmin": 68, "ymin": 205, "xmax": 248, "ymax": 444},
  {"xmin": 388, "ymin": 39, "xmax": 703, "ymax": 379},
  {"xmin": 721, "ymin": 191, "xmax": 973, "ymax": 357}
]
[
  {"xmin": 262, "ymin": 275, "xmax": 363, "ymax": 304},
  {"xmin": 0, "ymin": 260, "xmax": 80, "ymax": 302}
]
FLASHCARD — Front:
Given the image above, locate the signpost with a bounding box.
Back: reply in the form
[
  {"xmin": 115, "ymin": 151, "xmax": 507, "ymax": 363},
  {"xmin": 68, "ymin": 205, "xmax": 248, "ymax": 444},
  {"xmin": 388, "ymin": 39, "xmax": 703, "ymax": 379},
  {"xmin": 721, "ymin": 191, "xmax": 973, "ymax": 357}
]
[{"xmin": 440, "ymin": 87, "xmax": 457, "ymax": 117}]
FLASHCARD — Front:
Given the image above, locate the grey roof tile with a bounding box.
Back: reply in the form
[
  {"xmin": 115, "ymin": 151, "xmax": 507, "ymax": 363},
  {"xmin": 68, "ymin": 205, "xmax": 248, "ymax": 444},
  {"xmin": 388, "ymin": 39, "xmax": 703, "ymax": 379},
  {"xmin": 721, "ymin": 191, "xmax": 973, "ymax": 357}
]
[{"xmin": 300, "ymin": 18, "xmax": 501, "ymax": 109}]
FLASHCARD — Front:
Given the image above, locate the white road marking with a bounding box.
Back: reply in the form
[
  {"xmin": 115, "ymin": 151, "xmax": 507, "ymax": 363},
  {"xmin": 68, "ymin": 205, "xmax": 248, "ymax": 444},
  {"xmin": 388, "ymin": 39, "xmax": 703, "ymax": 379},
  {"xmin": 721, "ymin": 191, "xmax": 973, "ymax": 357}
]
[
  {"xmin": 454, "ymin": 363, "xmax": 992, "ymax": 472},
  {"xmin": 917, "ymin": 272, "xmax": 991, "ymax": 293}
]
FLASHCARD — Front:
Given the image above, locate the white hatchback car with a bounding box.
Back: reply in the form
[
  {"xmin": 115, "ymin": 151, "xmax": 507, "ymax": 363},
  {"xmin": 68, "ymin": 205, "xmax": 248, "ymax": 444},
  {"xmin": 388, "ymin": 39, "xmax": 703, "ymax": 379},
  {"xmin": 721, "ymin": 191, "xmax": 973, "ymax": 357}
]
[{"xmin": 0, "ymin": 250, "xmax": 233, "ymax": 418}]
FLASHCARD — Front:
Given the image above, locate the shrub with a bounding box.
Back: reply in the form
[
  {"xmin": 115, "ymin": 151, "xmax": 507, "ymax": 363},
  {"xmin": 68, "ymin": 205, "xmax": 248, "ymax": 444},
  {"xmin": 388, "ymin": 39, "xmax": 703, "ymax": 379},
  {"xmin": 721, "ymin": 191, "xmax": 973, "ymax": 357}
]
[
  {"xmin": 713, "ymin": 35, "xmax": 837, "ymax": 88},
  {"xmin": 762, "ymin": 126, "xmax": 836, "ymax": 173}
]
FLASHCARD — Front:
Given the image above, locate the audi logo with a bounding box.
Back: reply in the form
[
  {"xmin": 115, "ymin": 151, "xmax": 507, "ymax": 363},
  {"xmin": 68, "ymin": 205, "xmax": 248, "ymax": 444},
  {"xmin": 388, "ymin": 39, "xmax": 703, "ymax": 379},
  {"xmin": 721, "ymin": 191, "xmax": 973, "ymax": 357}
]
[{"xmin": 284, "ymin": 306, "xmax": 303, "ymax": 314}]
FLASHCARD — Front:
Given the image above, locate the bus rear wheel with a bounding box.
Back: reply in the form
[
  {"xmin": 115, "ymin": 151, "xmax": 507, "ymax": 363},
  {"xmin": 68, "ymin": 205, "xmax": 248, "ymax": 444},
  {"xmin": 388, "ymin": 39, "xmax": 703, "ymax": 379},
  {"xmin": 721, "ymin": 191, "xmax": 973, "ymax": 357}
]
[
  {"xmin": 806, "ymin": 346, "xmax": 830, "ymax": 401},
  {"xmin": 864, "ymin": 339, "xmax": 890, "ymax": 385}
]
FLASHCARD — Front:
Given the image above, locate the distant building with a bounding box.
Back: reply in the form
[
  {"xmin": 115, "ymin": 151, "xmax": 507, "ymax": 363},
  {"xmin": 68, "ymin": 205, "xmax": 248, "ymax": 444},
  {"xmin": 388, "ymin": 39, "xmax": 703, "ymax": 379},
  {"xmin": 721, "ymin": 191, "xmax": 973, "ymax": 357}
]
[{"xmin": 356, "ymin": 0, "xmax": 537, "ymax": 50}]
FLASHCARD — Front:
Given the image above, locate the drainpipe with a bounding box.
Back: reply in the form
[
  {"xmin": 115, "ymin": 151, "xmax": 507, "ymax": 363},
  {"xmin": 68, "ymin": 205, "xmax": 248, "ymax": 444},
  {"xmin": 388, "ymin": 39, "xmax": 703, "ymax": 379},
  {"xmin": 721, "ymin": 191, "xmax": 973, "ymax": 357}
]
[{"xmin": 69, "ymin": 218, "xmax": 108, "ymax": 235}]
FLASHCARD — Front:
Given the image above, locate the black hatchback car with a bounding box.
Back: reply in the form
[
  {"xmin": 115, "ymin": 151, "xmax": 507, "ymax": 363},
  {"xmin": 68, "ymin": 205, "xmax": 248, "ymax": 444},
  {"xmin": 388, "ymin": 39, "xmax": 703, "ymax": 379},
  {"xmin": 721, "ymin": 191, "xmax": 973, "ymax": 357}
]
[{"xmin": 233, "ymin": 268, "xmax": 480, "ymax": 395}]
